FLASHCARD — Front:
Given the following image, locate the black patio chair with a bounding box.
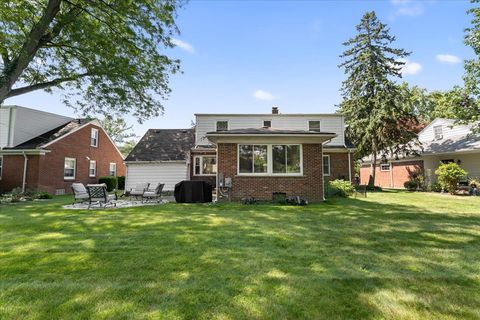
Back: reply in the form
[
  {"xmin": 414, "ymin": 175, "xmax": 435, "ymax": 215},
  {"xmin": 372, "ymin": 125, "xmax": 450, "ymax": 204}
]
[{"xmin": 86, "ymin": 184, "xmax": 117, "ymax": 209}]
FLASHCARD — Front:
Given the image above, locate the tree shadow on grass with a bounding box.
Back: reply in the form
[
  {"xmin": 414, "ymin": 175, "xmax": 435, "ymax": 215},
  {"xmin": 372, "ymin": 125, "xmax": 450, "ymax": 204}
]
[{"xmin": 1, "ymin": 196, "xmax": 480, "ymax": 319}]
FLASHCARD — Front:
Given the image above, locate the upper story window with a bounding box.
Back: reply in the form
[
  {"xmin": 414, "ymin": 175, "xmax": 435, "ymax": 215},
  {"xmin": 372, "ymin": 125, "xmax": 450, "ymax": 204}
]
[
  {"xmin": 64, "ymin": 157, "xmax": 76, "ymax": 180},
  {"xmin": 109, "ymin": 163, "xmax": 117, "ymax": 176},
  {"xmin": 433, "ymin": 125, "xmax": 443, "ymax": 140},
  {"xmin": 89, "ymin": 160, "xmax": 96, "ymax": 177},
  {"xmin": 263, "ymin": 120, "xmax": 271, "ymax": 128},
  {"xmin": 309, "ymin": 120, "xmax": 321, "ymax": 132},
  {"xmin": 194, "ymin": 156, "xmax": 217, "ymax": 175},
  {"xmin": 91, "ymin": 128, "xmax": 99, "ymax": 147},
  {"xmin": 216, "ymin": 121, "xmax": 228, "ymax": 131}
]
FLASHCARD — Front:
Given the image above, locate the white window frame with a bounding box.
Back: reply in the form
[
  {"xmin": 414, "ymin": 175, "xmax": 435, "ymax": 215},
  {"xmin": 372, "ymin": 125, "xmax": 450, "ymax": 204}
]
[
  {"xmin": 216, "ymin": 121, "xmax": 229, "ymax": 132},
  {"xmin": 193, "ymin": 155, "xmax": 217, "ymax": 176},
  {"xmin": 237, "ymin": 144, "xmax": 303, "ymax": 176},
  {"xmin": 89, "ymin": 160, "xmax": 96, "ymax": 177},
  {"xmin": 322, "ymin": 155, "xmax": 330, "ymax": 176},
  {"xmin": 91, "ymin": 128, "xmax": 99, "ymax": 147},
  {"xmin": 380, "ymin": 163, "xmax": 391, "ymax": 172},
  {"xmin": 308, "ymin": 120, "xmax": 321, "ymax": 132},
  {"xmin": 433, "ymin": 125, "xmax": 443, "ymax": 140},
  {"xmin": 109, "ymin": 162, "xmax": 117, "ymax": 176},
  {"xmin": 64, "ymin": 157, "xmax": 76, "ymax": 180},
  {"xmin": 0, "ymin": 155, "xmax": 3, "ymax": 180}
]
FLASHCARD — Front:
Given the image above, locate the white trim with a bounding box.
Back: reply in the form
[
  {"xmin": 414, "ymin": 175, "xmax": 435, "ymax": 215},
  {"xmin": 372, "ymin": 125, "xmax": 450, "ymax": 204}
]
[
  {"xmin": 195, "ymin": 113, "xmax": 344, "ymax": 117},
  {"xmin": 193, "ymin": 155, "xmax": 217, "ymax": 176},
  {"xmin": 89, "ymin": 160, "xmax": 96, "ymax": 177},
  {"xmin": 90, "ymin": 128, "xmax": 99, "ymax": 147},
  {"xmin": 380, "ymin": 163, "xmax": 391, "ymax": 172},
  {"xmin": 237, "ymin": 144, "xmax": 303, "ymax": 176},
  {"xmin": 64, "ymin": 157, "xmax": 76, "ymax": 180},
  {"xmin": 322, "ymin": 154, "xmax": 330, "ymax": 176},
  {"xmin": 0, "ymin": 149, "xmax": 50, "ymax": 155},
  {"xmin": 125, "ymin": 160, "xmax": 186, "ymax": 164}
]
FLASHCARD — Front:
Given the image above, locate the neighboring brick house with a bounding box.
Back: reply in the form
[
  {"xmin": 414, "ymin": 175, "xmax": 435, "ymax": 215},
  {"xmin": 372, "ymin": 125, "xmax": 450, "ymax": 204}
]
[
  {"xmin": 360, "ymin": 118, "xmax": 480, "ymax": 188},
  {"xmin": 126, "ymin": 107, "xmax": 355, "ymax": 201},
  {"xmin": 0, "ymin": 106, "xmax": 125, "ymax": 194}
]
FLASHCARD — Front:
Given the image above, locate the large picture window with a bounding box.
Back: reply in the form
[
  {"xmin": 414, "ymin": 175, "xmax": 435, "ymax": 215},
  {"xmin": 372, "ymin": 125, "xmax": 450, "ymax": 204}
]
[
  {"xmin": 194, "ymin": 156, "xmax": 217, "ymax": 175},
  {"xmin": 64, "ymin": 158, "xmax": 76, "ymax": 179},
  {"xmin": 238, "ymin": 144, "xmax": 302, "ymax": 175}
]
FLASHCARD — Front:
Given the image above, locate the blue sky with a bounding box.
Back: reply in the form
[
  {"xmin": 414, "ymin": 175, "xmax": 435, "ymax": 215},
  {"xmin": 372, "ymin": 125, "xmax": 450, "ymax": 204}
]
[{"xmin": 7, "ymin": 0, "xmax": 475, "ymax": 138}]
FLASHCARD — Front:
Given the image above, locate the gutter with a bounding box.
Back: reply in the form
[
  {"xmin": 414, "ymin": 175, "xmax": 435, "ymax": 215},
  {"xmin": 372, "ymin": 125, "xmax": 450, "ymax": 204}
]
[{"xmin": 0, "ymin": 149, "xmax": 50, "ymax": 155}]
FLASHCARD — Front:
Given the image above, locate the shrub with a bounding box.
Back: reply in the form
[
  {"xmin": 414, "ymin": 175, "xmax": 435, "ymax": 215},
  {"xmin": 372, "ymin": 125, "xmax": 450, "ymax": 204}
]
[
  {"xmin": 435, "ymin": 163, "xmax": 467, "ymax": 195},
  {"xmin": 404, "ymin": 179, "xmax": 418, "ymax": 191},
  {"xmin": 430, "ymin": 182, "xmax": 443, "ymax": 193},
  {"xmin": 469, "ymin": 178, "xmax": 480, "ymax": 188},
  {"xmin": 117, "ymin": 176, "xmax": 126, "ymax": 190},
  {"xmin": 328, "ymin": 179, "xmax": 355, "ymax": 197},
  {"xmin": 99, "ymin": 176, "xmax": 118, "ymax": 191},
  {"xmin": 36, "ymin": 192, "xmax": 53, "ymax": 199}
]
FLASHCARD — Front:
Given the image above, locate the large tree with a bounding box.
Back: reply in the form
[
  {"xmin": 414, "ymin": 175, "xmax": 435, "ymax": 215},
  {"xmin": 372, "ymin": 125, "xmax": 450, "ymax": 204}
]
[
  {"xmin": 339, "ymin": 11, "xmax": 419, "ymax": 185},
  {"xmin": 463, "ymin": 0, "xmax": 480, "ymax": 131},
  {"xmin": 100, "ymin": 116, "xmax": 136, "ymax": 145},
  {"xmin": 0, "ymin": 0, "xmax": 182, "ymax": 122}
]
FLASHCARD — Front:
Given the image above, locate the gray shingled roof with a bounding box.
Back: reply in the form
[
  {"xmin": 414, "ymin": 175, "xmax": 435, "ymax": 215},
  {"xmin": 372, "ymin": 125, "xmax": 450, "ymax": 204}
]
[
  {"xmin": 206, "ymin": 127, "xmax": 337, "ymax": 135},
  {"xmin": 125, "ymin": 129, "xmax": 195, "ymax": 162},
  {"xmin": 5, "ymin": 119, "xmax": 89, "ymax": 150},
  {"xmin": 422, "ymin": 133, "xmax": 480, "ymax": 154}
]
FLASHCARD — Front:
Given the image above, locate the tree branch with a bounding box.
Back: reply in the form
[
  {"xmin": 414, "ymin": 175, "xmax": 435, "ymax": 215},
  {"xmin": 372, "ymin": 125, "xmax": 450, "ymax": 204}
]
[{"xmin": 6, "ymin": 72, "xmax": 91, "ymax": 98}]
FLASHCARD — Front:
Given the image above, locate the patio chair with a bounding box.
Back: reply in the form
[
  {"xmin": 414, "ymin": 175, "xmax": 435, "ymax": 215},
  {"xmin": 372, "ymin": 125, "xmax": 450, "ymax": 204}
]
[
  {"xmin": 129, "ymin": 182, "xmax": 150, "ymax": 199},
  {"xmin": 142, "ymin": 183, "xmax": 165, "ymax": 203},
  {"xmin": 86, "ymin": 184, "xmax": 117, "ymax": 209},
  {"xmin": 71, "ymin": 183, "xmax": 89, "ymax": 205}
]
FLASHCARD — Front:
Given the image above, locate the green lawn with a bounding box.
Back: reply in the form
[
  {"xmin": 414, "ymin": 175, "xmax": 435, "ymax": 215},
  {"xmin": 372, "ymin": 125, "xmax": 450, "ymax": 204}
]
[{"xmin": 1, "ymin": 191, "xmax": 480, "ymax": 319}]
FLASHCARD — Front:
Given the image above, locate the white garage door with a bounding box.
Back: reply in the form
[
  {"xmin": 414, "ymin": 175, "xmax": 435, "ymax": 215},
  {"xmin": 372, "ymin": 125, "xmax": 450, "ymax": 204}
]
[{"xmin": 125, "ymin": 162, "xmax": 188, "ymax": 191}]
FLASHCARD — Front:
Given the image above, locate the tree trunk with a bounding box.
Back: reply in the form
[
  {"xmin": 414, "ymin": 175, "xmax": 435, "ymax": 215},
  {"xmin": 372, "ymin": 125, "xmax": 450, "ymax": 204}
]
[
  {"xmin": 0, "ymin": 0, "xmax": 62, "ymax": 103},
  {"xmin": 371, "ymin": 152, "xmax": 377, "ymax": 187}
]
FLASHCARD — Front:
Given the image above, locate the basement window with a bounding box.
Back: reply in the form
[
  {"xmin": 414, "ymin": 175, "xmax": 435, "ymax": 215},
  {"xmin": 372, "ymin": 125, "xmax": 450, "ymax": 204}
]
[{"xmin": 380, "ymin": 164, "xmax": 391, "ymax": 171}]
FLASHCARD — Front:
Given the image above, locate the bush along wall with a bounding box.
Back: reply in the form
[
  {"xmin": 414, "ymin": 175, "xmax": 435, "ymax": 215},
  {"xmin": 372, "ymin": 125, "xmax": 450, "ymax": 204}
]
[{"xmin": 99, "ymin": 176, "xmax": 118, "ymax": 192}]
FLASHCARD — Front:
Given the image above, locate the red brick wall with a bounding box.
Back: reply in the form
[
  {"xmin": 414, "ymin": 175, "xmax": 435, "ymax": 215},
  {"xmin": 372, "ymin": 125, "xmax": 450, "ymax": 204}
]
[
  {"xmin": 323, "ymin": 151, "xmax": 354, "ymax": 182},
  {"xmin": 360, "ymin": 160, "xmax": 424, "ymax": 188},
  {"xmin": 0, "ymin": 123, "xmax": 126, "ymax": 194},
  {"xmin": 217, "ymin": 143, "xmax": 324, "ymax": 202}
]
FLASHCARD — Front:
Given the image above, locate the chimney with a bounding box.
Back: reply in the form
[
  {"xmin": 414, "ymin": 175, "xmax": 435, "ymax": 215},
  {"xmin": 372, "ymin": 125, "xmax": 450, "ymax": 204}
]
[{"xmin": 272, "ymin": 106, "xmax": 279, "ymax": 114}]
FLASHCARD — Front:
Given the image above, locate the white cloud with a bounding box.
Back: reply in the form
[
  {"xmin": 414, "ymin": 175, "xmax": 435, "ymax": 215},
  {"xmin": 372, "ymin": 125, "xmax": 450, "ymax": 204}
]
[
  {"xmin": 436, "ymin": 54, "xmax": 461, "ymax": 64},
  {"xmin": 171, "ymin": 38, "xmax": 195, "ymax": 54},
  {"xmin": 400, "ymin": 59, "xmax": 422, "ymax": 75},
  {"xmin": 253, "ymin": 90, "xmax": 275, "ymax": 101},
  {"xmin": 391, "ymin": 0, "xmax": 424, "ymax": 17}
]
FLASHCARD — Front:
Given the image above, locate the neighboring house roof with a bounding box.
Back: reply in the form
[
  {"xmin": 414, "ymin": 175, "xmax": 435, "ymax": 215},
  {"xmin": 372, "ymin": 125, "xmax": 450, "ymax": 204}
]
[
  {"xmin": 324, "ymin": 137, "xmax": 355, "ymax": 149},
  {"xmin": 4, "ymin": 119, "xmax": 89, "ymax": 150},
  {"xmin": 421, "ymin": 133, "xmax": 480, "ymax": 154},
  {"xmin": 125, "ymin": 129, "xmax": 195, "ymax": 162},
  {"xmin": 206, "ymin": 127, "xmax": 337, "ymax": 135}
]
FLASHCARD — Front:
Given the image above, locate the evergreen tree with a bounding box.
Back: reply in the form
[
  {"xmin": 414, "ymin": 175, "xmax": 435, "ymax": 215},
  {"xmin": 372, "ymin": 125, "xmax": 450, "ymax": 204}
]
[{"xmin": 339, "ymin": 11, "xmax": 419, "ymax": 185}]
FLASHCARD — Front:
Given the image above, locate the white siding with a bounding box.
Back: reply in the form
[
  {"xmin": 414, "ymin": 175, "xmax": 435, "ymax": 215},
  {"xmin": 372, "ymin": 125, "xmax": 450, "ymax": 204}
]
[
  {"xmin": 0, "ymin": 108, "xmax": 11, "ymax": 148},
  {"xmin": 419, "ymin": 119, "xmax": 474, "ymax": 143},
  {"xmin": 195, "ymin": 114, "xmax": 345, "ymax": 146},
  {"xmin": 12, "ymin": 106, "xmax": 72, "ymax": 147},
  {"xmin": 125, "ymin": 162, "xmax": 188, "ymax": 191},
  {"xmin": 424, "ymin": 153, "xmax": 480, "ymax": 184}
]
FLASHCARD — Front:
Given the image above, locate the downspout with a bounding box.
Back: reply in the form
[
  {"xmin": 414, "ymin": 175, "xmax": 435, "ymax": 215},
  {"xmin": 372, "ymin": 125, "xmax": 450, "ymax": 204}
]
[
  {"xmin": 22, "ymin": 151, "xmax": 28, "ymax": 193},
  {"xmin": 348, "ymin": 149, "xmax": 352, "ymax": 182}
]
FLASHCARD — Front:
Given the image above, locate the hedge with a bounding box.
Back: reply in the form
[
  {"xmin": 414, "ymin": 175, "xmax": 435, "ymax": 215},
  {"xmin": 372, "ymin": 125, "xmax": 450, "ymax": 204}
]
[{"xmin": 99, "ymin": 176, "xmax": 118, "ymax": 191}]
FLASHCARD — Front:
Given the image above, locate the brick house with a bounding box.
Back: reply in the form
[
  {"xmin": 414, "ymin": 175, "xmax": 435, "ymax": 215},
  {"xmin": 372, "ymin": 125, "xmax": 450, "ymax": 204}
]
[
  {"xmin": 0, "ymin": 106, "xmax": 125, "ymax": 194},
  {"xmin": 125, "ymin": 107, "xmax": 354, "ymax": 202},
  {"xmin": 360, "ymin": 118, "xmax": 480, "ymax": 188}
]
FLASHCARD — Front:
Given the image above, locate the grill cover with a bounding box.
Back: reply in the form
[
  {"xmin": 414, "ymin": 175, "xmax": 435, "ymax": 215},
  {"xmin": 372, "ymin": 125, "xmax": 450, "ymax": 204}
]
[{"xmin": 174, "ymin": 180, "xmax": 213, "ymax": 203}]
